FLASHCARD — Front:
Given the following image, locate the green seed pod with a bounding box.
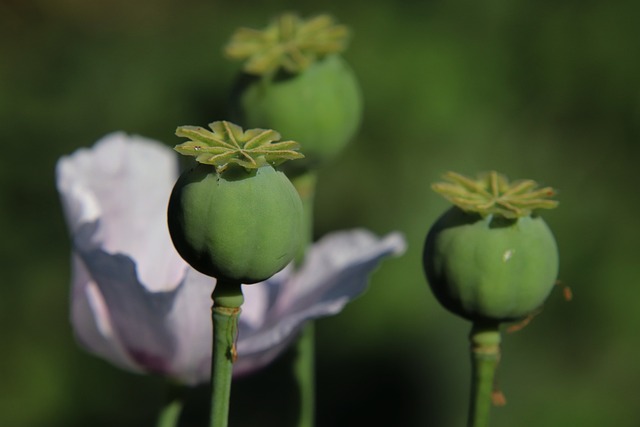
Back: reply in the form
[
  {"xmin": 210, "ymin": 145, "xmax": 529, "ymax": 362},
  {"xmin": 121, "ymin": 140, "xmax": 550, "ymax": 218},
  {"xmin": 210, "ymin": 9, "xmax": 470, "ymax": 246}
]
[
  {"xmin": 423, "ymin": 172, "xmax": 560, "ymax": 322},
  {"xmin": 168, "ymin": 163, "xmax": 302, "ymax": 283},
  {"xmin": 230, "ymin": 55, "xmax": 361, "ymax": 172},
  {"xmin": 167, "ymin": 121, "xmax": 304, "ymax": 284},
  {"xmin": 225, "ymin": 13, "xmax": 362, "ymax": 173},
  {"xmin": 424, "ymin": 207, "xmax": 559, "ymax": 322}
]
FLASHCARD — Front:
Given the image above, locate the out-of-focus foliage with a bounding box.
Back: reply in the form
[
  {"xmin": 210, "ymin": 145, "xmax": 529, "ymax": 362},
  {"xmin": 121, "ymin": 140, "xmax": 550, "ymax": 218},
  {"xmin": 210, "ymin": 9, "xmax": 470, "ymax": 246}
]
[{"xmin": 1, "ymin": 0, "xmax": 639, "ymax": 426}]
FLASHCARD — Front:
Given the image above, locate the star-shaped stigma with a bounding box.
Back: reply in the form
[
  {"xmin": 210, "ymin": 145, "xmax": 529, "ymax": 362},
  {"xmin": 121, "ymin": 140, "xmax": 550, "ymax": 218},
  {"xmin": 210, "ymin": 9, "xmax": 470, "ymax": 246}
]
[
  {"xmin": 174, "ymin": 121, "xmax": 304, "ymax": 173},
  {"xmin": 432, "ymin": 171, "xmax": 558, "ymax": 219},
  {"xmin": 224, "ymin": 13, "xmax": 350, "ymax": 75}
]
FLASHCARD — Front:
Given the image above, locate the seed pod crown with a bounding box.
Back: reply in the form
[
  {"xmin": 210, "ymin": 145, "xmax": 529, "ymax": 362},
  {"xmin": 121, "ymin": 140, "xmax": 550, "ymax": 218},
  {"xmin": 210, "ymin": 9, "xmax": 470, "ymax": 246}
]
[
  {"xmin": 432, "ymin": 171, "xmax": 558, "ymax": 219},
  {"xmin": 174, "ymin": 120, "xmax": 303, "ymax": 173},
  {"xmin": 225, "ymin": 13, "xmax": 350, "ymax": 75}
]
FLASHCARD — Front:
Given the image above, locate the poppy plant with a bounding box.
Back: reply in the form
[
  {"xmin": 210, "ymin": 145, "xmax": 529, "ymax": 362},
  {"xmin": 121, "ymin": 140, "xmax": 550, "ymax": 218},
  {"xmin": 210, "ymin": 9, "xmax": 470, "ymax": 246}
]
[{"xmin": 56, "ymin": 132, "xmax": 406, "ymax": 385}]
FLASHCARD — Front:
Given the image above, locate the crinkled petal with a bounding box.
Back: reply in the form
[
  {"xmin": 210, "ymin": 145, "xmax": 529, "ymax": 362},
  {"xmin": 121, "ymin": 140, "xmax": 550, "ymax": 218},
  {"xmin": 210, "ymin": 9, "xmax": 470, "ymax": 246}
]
[
  {"xmin": 70, "ymin": 254, "xmax": 142, "ymax": 373},
  {"xmin": 56, "ymin": 132, "xmax": 185, "ymax": 291},
  {"xmin": 164, "ymin": 268, "xmax": 214, "ymax": 385},
  {"xmin": 240, "ymin": 266, "xmax": 292, "ymax": 331},
  {"xmin": 233, "ymin": 229, "xmax": 406, "ymax": 375},
  {"xmin": 74, "ymin": 223, "xmax": 180, "ymax": 376},
  {"xmin": 160, "ymin": 266, "xmax": 292, "ymax": 384},
  {"xmin": 58, "ymin": 133, "xmax": 197, "ymax": 378},
  {"xmin": 276, "ymin": 229, "xmax": 406, "ymax": 315}
]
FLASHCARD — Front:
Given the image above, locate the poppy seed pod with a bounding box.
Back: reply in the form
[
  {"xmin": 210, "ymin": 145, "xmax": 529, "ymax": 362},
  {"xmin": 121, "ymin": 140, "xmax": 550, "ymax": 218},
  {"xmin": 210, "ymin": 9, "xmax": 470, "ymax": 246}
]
[
  {"xmin": 423, "ymin": 172, "xmax": 560, "ymax": 323},
  {"xmin": 167, "ymin": 121, "xmax": 304, "ymax": 284},
  {"xmin": 168, "ymin": 163, "xmax": 303, "ymax": 284},
  {"xmin": 230, "ymin": 55, "xmax": 361, "ymax": 172},
  {"xmin": 225, "ymin": 13, "xmax": 362, "ymax": 173},
  {"xmin": 424, "ymin": 207, "xmax": 559, "ymax": 322}
]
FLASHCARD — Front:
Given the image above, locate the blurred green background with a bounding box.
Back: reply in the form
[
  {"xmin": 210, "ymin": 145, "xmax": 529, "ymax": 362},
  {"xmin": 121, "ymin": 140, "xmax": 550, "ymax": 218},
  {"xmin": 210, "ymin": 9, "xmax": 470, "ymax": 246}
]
[{"xmin": 2, "ymin": 0, "xmax": 639, "ymax": 425}]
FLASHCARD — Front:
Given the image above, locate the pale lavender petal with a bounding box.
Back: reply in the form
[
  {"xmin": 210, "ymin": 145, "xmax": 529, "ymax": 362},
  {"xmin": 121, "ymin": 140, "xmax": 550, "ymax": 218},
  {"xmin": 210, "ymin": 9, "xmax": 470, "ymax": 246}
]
[
  {"xmin": 233, "ymin": 268, "xmax": 293, "ymax": 376},
  {"xmin": 161, "ymin": 268, "xmax": 286, "ymax": 384},
  {"xmin": 164, "ymin": 268, "xmax": 215, "ymax": 385},
  {"xmin": 165, "ymin": 267, "xmax": 292, "ymax": 383},
  {"xmin": 56, "ymin": 132, "xmax": 185, "ymax": 292},
  {"xmin": 276, "ymin": 229, "xmax": 407, "ymax": 315},
  {"xmin": 57, "ymin": 133, "xmax": 198, "ymax": 378},
  {"xmin": 240, "ymin": 266, "xmax": 292, "ymax": 331},
  {"xmin": 74, "ymin": 225, "xmax": 179, "ymax": 376},
  {"xmin": 233, "ymin": 230, "xmax": 406, "ymax": 374},
  {"xmin": 70, "ymin": 254, "xmax": 142, "ymax": 373},
  {"xmin": 233, "ymin": 335, "xmax": 297, "ymax": 376},
  {"xmin": 233, "ymin": 296, "xmax": 344, "ymax": 376}
]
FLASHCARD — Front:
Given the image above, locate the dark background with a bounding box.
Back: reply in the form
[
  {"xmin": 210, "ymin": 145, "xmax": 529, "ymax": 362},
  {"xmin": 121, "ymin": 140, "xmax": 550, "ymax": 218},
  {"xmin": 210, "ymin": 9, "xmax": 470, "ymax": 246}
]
[{"xmin": 1, "ymin": 0, "xmax": 639, "ymax": 425}]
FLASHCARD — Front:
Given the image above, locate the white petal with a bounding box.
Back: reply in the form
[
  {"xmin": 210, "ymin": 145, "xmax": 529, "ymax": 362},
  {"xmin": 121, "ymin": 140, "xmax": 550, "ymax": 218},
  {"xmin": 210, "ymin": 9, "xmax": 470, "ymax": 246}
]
[
  {"xmin": 166, "ymin": 267, "xmax": 294, "ymax": 384},
  {"xmin": 164, "ymin": 268, "xmax": 215, "ymax": 385},
  {"xmin": 77, "ymin": 240, "xmax": 182, "ymax": 369},
  {"xmin": 240, "ymin": 266, "xmax": 292, "ymax": 330},
  {"xmin": 275, "ymin": 229, "xmax": 406, "ymax": 314},
  {"xmin": 70, "ymin": 254, "xmax": 143, "ymax": 373},
  {"xmin": 234, "ymin": 229, "xmax": 406, "ymax": 374},
  {"xmin": 56, "ymin": 132, "xmax": 185, "ymax": 291}
]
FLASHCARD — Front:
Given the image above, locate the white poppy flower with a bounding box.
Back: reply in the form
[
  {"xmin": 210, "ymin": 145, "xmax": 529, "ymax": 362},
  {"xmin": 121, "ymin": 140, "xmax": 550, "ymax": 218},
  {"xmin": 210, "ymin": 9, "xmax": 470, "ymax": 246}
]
[{"xmin": 56, "ymin": 132, "xmax": 406, "ymax": 385}]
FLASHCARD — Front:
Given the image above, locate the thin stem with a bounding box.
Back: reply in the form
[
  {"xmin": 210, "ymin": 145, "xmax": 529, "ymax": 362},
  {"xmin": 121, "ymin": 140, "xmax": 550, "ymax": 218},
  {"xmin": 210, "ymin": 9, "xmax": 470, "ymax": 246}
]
[
  {"xmin": 291, "ymin": 171, "xmax": 317, "ymax": 265},
  {"xmin": 155, "ymin": 384, "xmax": 185, "ymax": 427},
  {"xmin": 467, "ymin": 321, "xmax": 501, "ymax": 427},
  {"xmin": 293, "ymin": 322, "xmax": 316, "ymax": 427},
  {"xmin": 210, "ymin": 280, "xmax": 244, "ymax": 427},
  {"xmin": 290, "ymin": 171, "xmax": 318, "ymax": 427}
]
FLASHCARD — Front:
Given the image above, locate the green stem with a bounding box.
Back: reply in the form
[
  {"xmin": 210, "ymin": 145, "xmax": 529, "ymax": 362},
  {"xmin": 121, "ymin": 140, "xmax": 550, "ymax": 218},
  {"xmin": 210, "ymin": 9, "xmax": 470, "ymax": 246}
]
[
  {"xmin": 290, "ymin": 171, "xmax": 318, "ymax": 427},
  {"xmin": 291, "ymin": 171, "xmax": 317, "ymax": 265},
  {"xmin": 467, "ymin": 321, "xmax": 501, "ymax": 427},
  {"xmin": 293, "ymin": 322, "xmax": 316, "ymax": 427},
  {"xmin": 210, "ymin": 280, "xmax": 244, "ymax": 427},
  {"xmin": 155, "ymin": 384, "xmax": 185, "ymax": 427}
]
